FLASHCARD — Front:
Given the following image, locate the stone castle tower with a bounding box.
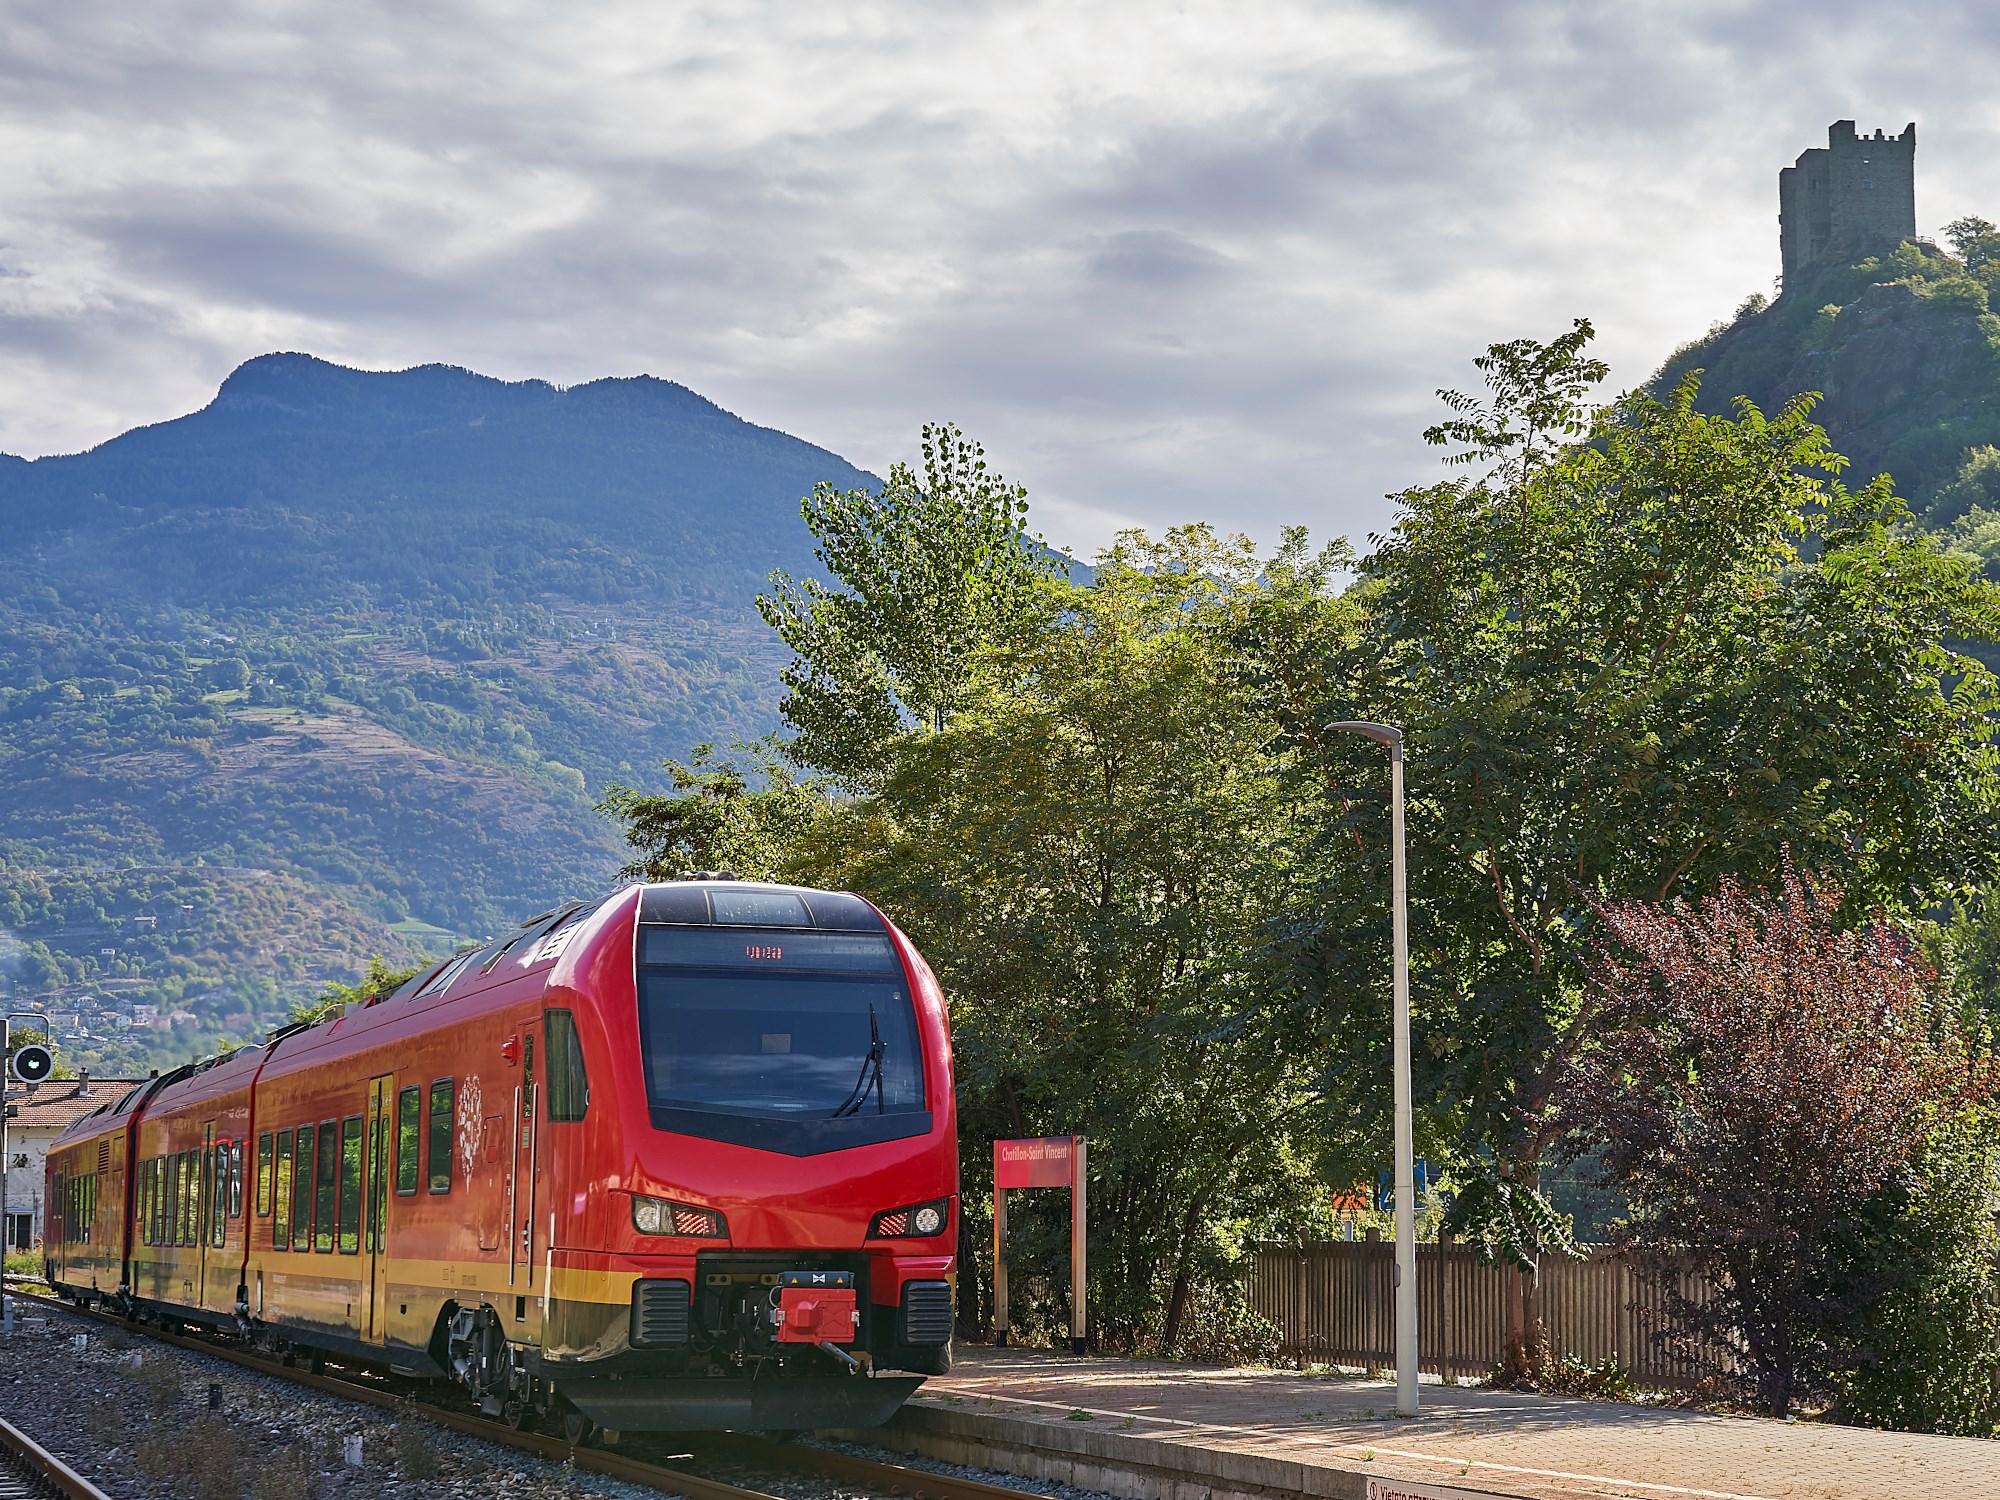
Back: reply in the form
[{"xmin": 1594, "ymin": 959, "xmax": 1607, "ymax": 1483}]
[{"xmin": 1779, "ymin": 120, "xmax": 1916, "ymax": 282}]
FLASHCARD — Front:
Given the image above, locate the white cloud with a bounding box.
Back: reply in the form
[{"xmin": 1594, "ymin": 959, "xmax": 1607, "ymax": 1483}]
[{"xmin": 1, "ymin": 1, "xmax": 1996, "ymax": 555}]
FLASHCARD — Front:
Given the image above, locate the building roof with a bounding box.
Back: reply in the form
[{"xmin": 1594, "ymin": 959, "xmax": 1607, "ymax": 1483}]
[{"xmin": 7, "ymin": 1077, "xmax": 145, "ymax": 1133}]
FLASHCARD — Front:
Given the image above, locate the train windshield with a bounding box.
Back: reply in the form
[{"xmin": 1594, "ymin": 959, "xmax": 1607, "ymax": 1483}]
[{"xmin": 636, "ymin": 927, "xmax": 927, "ymax": 1152}]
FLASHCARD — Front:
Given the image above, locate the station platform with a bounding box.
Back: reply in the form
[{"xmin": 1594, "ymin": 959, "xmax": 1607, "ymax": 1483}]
[{"xmin": 852, "ymin": 1345, "xmax": 2000, "ymax": 1500}]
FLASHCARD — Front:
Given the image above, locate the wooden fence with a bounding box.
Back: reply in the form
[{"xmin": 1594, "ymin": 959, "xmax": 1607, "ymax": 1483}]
[{"xmin": 1245, "ymin": 1240, "xmax": 1722, "ymax": 1385}]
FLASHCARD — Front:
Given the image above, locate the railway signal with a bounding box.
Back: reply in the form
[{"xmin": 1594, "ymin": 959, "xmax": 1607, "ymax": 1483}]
[{"xmin": 8, "ymin": 1042, "xmax": 54, "ymax": 1084}]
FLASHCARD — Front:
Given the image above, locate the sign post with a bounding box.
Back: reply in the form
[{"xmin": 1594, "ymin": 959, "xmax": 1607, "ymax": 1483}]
[{"xmin": 992, "ymin": 1135, "xmax": 1088, "ymax": 1353}]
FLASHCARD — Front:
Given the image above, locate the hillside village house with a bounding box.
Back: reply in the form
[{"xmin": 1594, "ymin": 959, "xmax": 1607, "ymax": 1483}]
[{"xmin": 4, "ymin": 1073, "xmax": 142, "ymax": 1250}]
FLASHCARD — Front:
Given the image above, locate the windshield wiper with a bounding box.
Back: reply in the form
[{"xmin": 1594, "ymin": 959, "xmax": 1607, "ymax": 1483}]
[{"xmin": 831, "ymin": 1003, "xmax": 887, "ymax": 1118}]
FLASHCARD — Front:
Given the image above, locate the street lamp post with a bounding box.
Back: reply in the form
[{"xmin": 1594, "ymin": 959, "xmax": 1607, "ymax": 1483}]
[{"xmin": 1328, "ymin": 721, "xmax": 1417, "ymax": 1418}]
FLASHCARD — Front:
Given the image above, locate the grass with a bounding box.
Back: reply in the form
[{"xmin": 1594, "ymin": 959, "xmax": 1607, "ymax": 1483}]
[
  {"xmin": 3, "ymin": 1249, "xmax": 44, "ymax": 1280},
  {"xmin": 395, "ymin": 1423, "xmax": 441, "ymax": 1479},
  {"xmin": 389, "ymin": 917, "xmax": 460, "ymax": 943}
]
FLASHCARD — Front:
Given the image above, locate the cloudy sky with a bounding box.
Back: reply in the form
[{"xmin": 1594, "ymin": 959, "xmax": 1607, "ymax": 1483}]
[{"xmin": 2, "ymin": 1, "xmax": 1995, "ymax": 555}]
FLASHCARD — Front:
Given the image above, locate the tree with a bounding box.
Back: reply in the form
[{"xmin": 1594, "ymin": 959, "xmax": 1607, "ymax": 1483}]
[
  {"xmin": 1945, "ymin": 214, "xmax": 2000, "ymax": 272},
  {"xmin": 291, "ymin": 956, "xmax": 424, "ymax": 1025},
  {"xmin": 785, "ymin": 526, "xmax": 1361, "ymax": 1349},
  {"xmin": 1268, "ymin": 323, "xmax": 2000, "ymax": 1364},
  {"xmin": 600, "ymin": 739, "xmax": 830, "ymax": 883},
  {"xmin": 757, "ymin": 424, "xmax": 1056, "ymax": 784},
  {"xmin": 1553, "ymin": 863, "xmax": 1995, "ymax": 1417}
]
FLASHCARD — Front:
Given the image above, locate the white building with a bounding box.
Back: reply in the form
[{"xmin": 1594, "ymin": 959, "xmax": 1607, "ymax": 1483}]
[{"xmin": 3, "ymin": 1074, "xmax": 145, "ymax": 1251}]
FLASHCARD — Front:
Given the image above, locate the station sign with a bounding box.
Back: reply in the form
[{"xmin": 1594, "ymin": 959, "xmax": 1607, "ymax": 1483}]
[
  {"xmin": 991, "ymin": 1134, "xmax": 1087, "ymax": 1351},
  {"xmin": 994, "ymin": 1135, "xmax": 1079, "ymax": 1189}
]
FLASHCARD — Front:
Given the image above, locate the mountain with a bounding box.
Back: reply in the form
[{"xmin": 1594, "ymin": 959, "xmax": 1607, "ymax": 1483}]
[
  {"xmin": 0, "ymin": 354, "xmax": 876, "ymax": 1069},
  {"xmin": 1654, "ymin": 236, "xmax": 2000, "ymax": 582}
]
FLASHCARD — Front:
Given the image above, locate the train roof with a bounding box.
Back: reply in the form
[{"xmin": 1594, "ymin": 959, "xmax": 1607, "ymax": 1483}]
[
  {"xmin": 636, "ymin": 879, "xmax": 885, "ymax": 930},
  {"xmin": 52, "ymin": 879, "xmax": 889, "ymax": 1145}
]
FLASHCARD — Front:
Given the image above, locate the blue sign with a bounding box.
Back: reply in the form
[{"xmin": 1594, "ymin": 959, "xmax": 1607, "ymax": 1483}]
[{"xmin": 1374, "ymin": 1160, "xmax": 1431, "ymax": 1211}]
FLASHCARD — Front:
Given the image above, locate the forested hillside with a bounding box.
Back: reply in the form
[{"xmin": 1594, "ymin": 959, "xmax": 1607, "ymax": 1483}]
[
  {"xmin": 0, "ymin": 354, "xmax": 876, "ymax": 1068},
  {"xmin": 1657, "ymin": 226, "xmax": 2000, "ymax": 601}
]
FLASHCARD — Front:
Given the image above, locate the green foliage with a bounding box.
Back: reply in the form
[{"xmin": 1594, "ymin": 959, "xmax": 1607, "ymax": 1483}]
[
  {"xmin": 601, "ymin": 739, "xmax": 830, "ymax": 882},
  {"xmin": 1440, "ymin": 1166, "xmax": 1579, "ymax": 1273},
  {"xmin": 1834, "ymin": 1112, "xmax": 2000, "ymax": 1435},
  {"xmin": 1946, "ymin": 215, "xmax": 2000, "ymax": 272},
  {"xmin": 1424, "ymin": 317, "xmax": 1608, "ymax": 485},
  {"xmin": 608, "ymin": 377, "xmax": 2000, "ymax": 1364},
  {"xmin": 757, "ymin": 423, "xmax": 1057, "ymax": 781},
  {"xmin": 0, "ymin": 867, "xmax": 429, "ymax": 1072},
  {"xmin": 1655, "ymin": 234, "xmax": 2000, "ymax": 520},
  {"xmin": 757, "ymin": 510, "xmax": 1363, "ymax": 1349},
  {"xmin": 1930, "ymin": 446, "xmax": 2000, "ymax": 531},
  {"xmin": 290, "ymin": 955, "xmax": 425, "ymax": 1025},
  {"xmin": 1335, "ymin": 328, "xmax": 2000, "ymax": 1213}
]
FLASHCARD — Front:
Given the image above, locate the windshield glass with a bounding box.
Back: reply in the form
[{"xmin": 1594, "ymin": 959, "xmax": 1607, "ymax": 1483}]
[{"xmin": 637, "ymin": 927, "xmax": 924, "ymax": 1120}]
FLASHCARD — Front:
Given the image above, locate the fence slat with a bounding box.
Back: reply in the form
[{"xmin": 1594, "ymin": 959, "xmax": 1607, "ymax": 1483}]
[{"xmin": 1246, "ymin": 1242, "xmax": 1718, "ymax": 1387}]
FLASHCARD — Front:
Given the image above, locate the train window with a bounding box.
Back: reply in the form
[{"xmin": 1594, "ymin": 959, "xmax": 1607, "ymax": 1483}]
[
  {"xmin": 367, "ymin": 1103, "xmax": 388, "ymax": 1255},
  {"xmin": 427, "ymin": 1080, "xmax": 454, "ymax": 1194},
  {"xmin": 708, "ymin": 888, "xmax": 811, "ymax": 926},
  {"xmin": 522, "ymin": 1036, "xmax": 535, "ymax": 1119},
  {"xmin": 179, "ymin": 1152, "xmax": 196, "ymax": 1247},
  {"xmin": 229, "ymin": 1139, "xmax": 245, "ymax": 1219},
  {"xmin": 314, "ymin": 1122, "xmax": 338, "ymax": 1253},
  {"xmin": 273, "ymin": 1130, "xmax": 293, "ymax": 1250},
  {"xmin": 395, "ymin": 1087, "xmax": 421, "ymax": 1194},
  {"xmin": 257, "ymin": 1135, "xmax": 273, "ymax": 1216},
  {"xmin": 338, "ymin": 1116, "xmax": 362, "ymax": 1255},
  {"xmin": 211, "ymin": 1143, "xmax": 229, "ymax": 1247},
  {"xmin": 545, "ymin": 1010, "xmax": 589, "ymax": 1122},
  {"xmin": 414, "ymin": 952, "xmax": 476, "ymax": 999},
  {"xmin": 290, "ymin": 1127, "xmax": 312, "ymax": 1250}
]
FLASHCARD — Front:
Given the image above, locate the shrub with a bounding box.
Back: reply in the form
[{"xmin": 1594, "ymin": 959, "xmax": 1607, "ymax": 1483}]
[
  {"xmin": 1833, "ymin": 1113, "xmax": 2000, "ymax": 1435},
  {"xmin": 1555, "ymin": 863, "xmax": 1996, "ymax": 1417}
]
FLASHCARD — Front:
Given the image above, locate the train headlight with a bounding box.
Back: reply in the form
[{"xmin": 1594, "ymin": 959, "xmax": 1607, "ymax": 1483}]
[
  {"xmin": 631, "ymin": 1194, "xmax": 728, "ymax": 1238},
  {"xmin": 868, "ymin": 1198, "xmax": 950, "ymax": 1239}
]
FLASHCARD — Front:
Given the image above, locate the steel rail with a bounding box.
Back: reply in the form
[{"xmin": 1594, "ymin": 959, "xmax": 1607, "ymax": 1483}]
[
  {"xmin": 0, "ymin": 1415, "xmax": 114, "ymax": 1500},
  {"xmin": 5, "ymin": 1286, "xmax": 1035, "ymax": 1500}
]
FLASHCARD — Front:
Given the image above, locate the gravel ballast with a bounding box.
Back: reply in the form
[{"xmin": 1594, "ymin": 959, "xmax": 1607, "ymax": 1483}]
[
  {"xmin": 0, "ymin": 1296, "xmax": 1121, "ymax": 1500},
  {"xmin": 0, "ymin": 1295, "xmax": 679, "ymax": 1500}
]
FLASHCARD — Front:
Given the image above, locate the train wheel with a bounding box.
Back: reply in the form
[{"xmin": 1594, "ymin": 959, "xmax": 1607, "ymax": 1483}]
[{"xmin": 561, "ymin": 1405, "xmax": 595, "ymax": 1447}]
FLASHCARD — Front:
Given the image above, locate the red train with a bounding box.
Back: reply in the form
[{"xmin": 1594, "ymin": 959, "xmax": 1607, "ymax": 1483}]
[{"xmin": 44, "ymin": 879, "xmax": 958, "ymax": 1435}]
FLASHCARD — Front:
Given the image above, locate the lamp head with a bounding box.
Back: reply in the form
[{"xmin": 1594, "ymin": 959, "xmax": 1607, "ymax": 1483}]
[{"xmin": 1326, "ymin": 720, "xmax": 1403, "ymax": 749}]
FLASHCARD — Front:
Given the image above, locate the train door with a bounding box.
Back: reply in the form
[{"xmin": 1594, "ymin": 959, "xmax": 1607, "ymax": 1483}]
[
  {"xmin": 195, "ymin": 1121, "xmax": 214, "ymax": 1304},
  {"xmin": 510, "ymin": 1027, "xmax": 540, "ymax": 1293},
  {"xmin": 364, "ymin": 1075, "xmax": 392, "ymax": 1341}
]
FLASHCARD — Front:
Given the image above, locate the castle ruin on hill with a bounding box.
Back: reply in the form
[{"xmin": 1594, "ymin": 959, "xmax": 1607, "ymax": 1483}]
[{"xmin": 1779, "ymin": 120, "xmax": 1916, "ymax": 282}]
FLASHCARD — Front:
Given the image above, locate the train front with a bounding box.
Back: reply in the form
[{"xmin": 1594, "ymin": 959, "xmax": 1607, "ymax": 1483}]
[{"xmin": 542, "ymin": 879, "xmax": 958, "ymax": 1433}]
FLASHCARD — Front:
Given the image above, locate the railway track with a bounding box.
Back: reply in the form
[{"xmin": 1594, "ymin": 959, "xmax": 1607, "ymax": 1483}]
[
  {"xmin": 0, "ymin": 1414, "xmax": 111, "ymax": 1500},
  {"xmin": 2, "ymin": 1284, "xmax": 1040, "ymax": 1500}
]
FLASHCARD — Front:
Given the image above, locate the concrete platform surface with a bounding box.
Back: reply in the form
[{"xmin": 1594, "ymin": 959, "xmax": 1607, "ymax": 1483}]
[{"xmin": 882, "ymin": 1345, "xmax": 2000, "ymax": 1500}]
